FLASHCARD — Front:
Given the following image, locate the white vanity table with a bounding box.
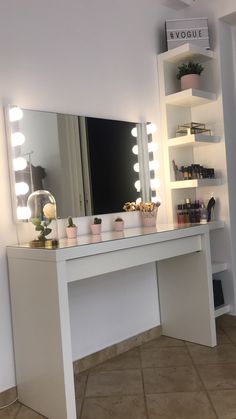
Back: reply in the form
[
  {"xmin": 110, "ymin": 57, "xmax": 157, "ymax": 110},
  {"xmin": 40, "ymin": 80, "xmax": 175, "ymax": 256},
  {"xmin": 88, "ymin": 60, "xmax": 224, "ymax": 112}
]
[{"xmin": 7, "ymin": 223, "xmax": 216, "ymax": 419}]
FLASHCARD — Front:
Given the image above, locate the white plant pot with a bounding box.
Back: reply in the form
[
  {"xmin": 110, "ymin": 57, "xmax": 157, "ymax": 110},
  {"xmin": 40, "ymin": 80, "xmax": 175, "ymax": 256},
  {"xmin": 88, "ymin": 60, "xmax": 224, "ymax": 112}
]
[
  {"xmin": 90, "ymin": 224, "xmax": 102, "ymax": 235},
  {"xmin": 113, "ymin": 220, "xmax": 124, "ymax": 231},
  {"xmin": 180, "ymin": 74, "xmax": 201, "ymax": 91},
  {"xmin": 66, "ymin": 227, "xmax": 77, "ymax": 239}
]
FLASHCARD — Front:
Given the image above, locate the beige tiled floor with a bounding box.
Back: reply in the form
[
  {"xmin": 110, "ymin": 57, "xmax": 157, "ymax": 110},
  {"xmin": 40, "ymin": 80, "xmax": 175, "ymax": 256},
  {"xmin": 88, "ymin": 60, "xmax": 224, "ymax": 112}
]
[{"xmin": 1, "ymin": 314, "xmax": 236, "ymax": 419}]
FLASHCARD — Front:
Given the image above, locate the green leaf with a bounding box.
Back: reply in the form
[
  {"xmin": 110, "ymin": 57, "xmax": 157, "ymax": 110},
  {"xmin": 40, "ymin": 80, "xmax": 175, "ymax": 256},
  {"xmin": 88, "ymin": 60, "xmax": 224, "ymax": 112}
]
[
  {"xmin": 31, "ymin": 218, "xmax": 41, "ymax": 226},
  {"xmin": 44, "ymin": 228, "xmax": 52, "ymax": 236},
  {"xmin": 35, "ymin": 225, "xmax": 44, "ymax": 231}
]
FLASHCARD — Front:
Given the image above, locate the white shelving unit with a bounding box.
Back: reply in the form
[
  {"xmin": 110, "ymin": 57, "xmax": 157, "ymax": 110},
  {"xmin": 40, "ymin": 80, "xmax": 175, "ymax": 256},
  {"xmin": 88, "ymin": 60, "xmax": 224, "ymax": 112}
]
[
  {"xmin": 165, "ymin": 89, "xmax": 217, "ymax": 107},
  {"xmin": 170, "ymin": 179, "xmax": 220, "ymax": 189},
  {"xmin": 168, "ymin": 134, "xmax": 220, "ymax": 148},
  {"xmin": 157, "ymin": 43, "xmax": 231, "ymax": 319}
]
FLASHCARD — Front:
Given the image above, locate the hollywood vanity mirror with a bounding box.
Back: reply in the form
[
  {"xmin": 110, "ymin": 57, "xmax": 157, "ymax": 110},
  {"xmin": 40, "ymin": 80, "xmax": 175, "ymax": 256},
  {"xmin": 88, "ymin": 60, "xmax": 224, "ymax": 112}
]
[{"xmin": 6, "ymin": 106, "xmax": 159, "ymax": 221}]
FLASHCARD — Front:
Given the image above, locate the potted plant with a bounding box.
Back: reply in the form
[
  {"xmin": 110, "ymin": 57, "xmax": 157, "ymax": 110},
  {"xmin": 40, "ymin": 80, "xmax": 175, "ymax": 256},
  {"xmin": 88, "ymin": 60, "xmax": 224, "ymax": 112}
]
[
  {"xmin": 90, "ymin": 217, "xmax": 102, "ymax": 235},
  {"xmin": 66, "ymin": 216, "xmax": 78, "ymax": 239},
  {"xmin": 113, "ymin": 217, "xmax": 124, "ymax": 231},
  {"xmin": 176, "ymin": 61, "xmax": 204, "ymax": 91}
]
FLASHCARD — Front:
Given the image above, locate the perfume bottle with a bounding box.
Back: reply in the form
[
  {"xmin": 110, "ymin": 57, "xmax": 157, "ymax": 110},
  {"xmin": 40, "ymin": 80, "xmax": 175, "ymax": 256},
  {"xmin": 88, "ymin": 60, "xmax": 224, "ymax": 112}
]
[{"xmin": 200, "ymin": 203, "xmax": 208, "ymax": 224}]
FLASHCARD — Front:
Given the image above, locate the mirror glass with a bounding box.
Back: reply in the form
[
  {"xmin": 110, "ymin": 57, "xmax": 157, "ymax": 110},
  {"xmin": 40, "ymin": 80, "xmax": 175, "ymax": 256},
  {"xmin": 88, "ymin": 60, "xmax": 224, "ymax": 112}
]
[{"xmin": 10, "ymin": 109, "xmax": 147, "ymax": 218}]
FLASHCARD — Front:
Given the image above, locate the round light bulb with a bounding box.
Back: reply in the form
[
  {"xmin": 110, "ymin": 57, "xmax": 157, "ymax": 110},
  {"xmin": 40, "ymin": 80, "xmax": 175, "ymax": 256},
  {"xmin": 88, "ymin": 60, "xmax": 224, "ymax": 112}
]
[
  {"xmin": 15, "ymin": 182, "xmax": 29, "ymax": 196},
  {"xmin": 13, "ymin": 157, "xmax": 27, "ymax": 171},
  {"xmin": 136, "ymin": 197, "xmax": 141, "ymax": 204},
  {"xmin": 17, "ymin": 206, "xmax": 31, "ymax": 220},
  {"xmin": 149, "ymin": 160, "xmax": 160, "ymax": 171},
  {"xmin": 133, "ymin": 163, "xmax": 140, "ymax": 173},
  {"xmin": 134, "ymin": 180, "xmax": 141, "ymax": 192},
  {"xmin": 148, "ymin": 142, "xmax": 158, "ymax": 153},
  {"xmin": 131, "ymin": 127, "xmax": 137, "ymax": 138},
  {"xmin": 132, "ymin": 145, "xmax": 139, "ymax": 155},
  {"xmin": 9, "ymin": 106, "xmax": 23, "ymax": 122},
  {"xmin": 147, "ymin": 123, "xmax": 157, "ymax": 135},
  {"xmin": 11, "ymin": 132, "xmax": 25, "ymax": 147},
  {"xmin": 150, "ymin": 178, "xmax": 161, "ymax": 190}
]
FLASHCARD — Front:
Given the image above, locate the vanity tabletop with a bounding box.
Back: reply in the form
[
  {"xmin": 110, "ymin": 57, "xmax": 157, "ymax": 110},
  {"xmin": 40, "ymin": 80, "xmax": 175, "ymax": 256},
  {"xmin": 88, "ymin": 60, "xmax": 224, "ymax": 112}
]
[{"xmin": 7, "ymin": 223, "xmax": 209, "ymax": 262}]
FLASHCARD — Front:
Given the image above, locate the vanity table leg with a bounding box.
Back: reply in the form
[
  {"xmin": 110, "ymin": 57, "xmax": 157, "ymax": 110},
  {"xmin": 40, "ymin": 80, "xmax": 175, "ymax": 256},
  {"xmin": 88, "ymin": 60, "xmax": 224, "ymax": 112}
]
[
  {"xmin": 8, "ymin": 259, "xmax": 76, "ymax": 419},
  {"xmin": 157, "ymin": 232, "xmax": 216, "ymax": 347}
]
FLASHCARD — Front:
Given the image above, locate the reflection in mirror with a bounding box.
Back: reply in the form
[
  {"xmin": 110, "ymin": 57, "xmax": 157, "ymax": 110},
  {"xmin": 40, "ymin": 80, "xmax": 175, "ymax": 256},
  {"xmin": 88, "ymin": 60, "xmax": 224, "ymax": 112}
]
[{"xmin": 6, "ymin": 107, "xmax": 158, "ymax": 221}]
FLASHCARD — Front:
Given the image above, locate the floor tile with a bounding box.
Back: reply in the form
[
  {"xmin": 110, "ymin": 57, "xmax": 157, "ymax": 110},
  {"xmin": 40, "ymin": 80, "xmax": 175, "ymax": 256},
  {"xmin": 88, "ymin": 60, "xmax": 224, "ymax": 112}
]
[
  {"xmin": 216, "ymin": 328, "xmax": 232, "ymax": 345},
  {"xmin": 209, "ymin": 389, "xmax": 236, "ymax": 419},
  {"xmin": 86, "ymin": 369, "xmax": 143, "ymax": 397},
  {"xmin": 141, "ymin": 347, "xmax": 192, "ymax": 368},
  {"xmin": 188, "ymin": 344, "xmax": 236, "ymax": 365},
  {"xmin": 141, "ymin": 336, "xmax": 185, "ymax": 350},
  {"xmin": 0, "ymin": 402, "xmax": 21, "ymax": 418},
  {"xmin": 143, "ymin": 366, "xmax": 203, "ymax": 394},
  {"xmin": 16, "ymin": 405, "xmax": 45, "ymax": 418},
  {"xmin": 223, "ymin": 328, "xmax": 236, "ymax": 344},
  {"xmin": 80, "ymin": 395, "xmax": 147, "ymax": 419},
  {"xmin": 74, "ymin": 372, "xmax": 88, "ymax": 399},
  {"xmin": 91, "ymin": 349, "xmax": 141, "ymax": 371},
  {"xmin": 146, "ymin": 392, "xmax": 217, "ymax": 419},
  {"xmin": 216, "ymin": 315, "xmax": 236, "ymax": 330},
  {"xmin": 197, "ymin": 364, "xmax": 236, "ymax": 390}
]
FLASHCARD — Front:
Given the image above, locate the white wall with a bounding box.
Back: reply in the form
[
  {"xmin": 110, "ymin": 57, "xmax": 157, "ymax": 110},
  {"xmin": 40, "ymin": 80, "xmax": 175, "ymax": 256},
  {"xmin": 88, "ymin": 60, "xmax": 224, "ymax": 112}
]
[{"xmin": 0, "ymin": 0, "xmax": 179, "ymax": 392}]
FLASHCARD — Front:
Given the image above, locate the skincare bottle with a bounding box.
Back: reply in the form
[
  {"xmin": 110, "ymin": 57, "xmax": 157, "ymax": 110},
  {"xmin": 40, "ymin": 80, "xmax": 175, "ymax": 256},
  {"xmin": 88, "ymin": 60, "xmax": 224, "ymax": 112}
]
[{"xmin": 200, "ymin": 203, "xmax": 208, "ymax": 224}]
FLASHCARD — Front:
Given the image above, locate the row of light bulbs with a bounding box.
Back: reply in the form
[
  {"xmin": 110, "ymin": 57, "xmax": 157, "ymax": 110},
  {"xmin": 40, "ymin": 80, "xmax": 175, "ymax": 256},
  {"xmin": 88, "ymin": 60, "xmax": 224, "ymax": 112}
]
[
  {"xmin": 8, "ymin": 106, "xmax": 31, "ymax": 219},
  {"xmin": 132, "ymin": 122, "xmax": 160, "ymax": 201}
]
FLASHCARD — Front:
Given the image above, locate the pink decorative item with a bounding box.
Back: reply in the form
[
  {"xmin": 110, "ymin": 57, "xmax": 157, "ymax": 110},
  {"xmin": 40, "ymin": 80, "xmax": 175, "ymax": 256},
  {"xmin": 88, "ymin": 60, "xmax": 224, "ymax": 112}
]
[
  {"xmin": 90, "ymin": 224, "xmax": 102, "ymax": 235},
  {"xmin": 113, "ymin": 220, "xmax": 124, "ymax": 231},
  {"xmin": 141, "ymin": 210, "xmax": 157, "ymax": 227},
  {"xmin": 66, "ymin": 227, "xmax": 77, "ymax": 239},
  {"xmin": 180, "ymin": 74, "xmax": 201, "ymax": 91}
]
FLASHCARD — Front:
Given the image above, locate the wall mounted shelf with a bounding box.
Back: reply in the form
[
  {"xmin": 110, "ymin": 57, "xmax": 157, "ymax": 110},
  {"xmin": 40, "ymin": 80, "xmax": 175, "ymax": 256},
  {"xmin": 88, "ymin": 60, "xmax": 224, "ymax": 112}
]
[
  {"xmin": 168, "ymin": 134, "xmax": 220, "ymax": 148},
  {"xmin": 165, "ymin": 89, "xmax": 217, "ymax": 107},
  {"xmin": 170, "ymin": 178, "xmax": 220, "ymax": 189},
  {"xmin": 160, "ymin": 43, "xmax": 214, "ymax": 64}
]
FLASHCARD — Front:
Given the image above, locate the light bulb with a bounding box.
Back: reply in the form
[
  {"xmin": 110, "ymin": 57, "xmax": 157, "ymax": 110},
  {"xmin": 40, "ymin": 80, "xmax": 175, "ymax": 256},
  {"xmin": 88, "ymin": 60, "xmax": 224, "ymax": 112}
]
[
  {"xmin": 136, "ymin": 197, "xmax": 141, "ymax": 204},
  {"xmin": 149, "ymin": 160, "xmax": 160, "ymax": 171},
  {"xmin": 148, "ymin": 142, "xmax": 158, "ymax": 153},
  {"xmin": 9, "ymin": 106, "xmax": 23, "ymax": 122},
  {"xmin": 152, "ymin": 196, "xmax": 162, "ymax": 204},
  {"xmin": 17, "ymin": 206, "xmax": 31, "ymax": 220},
  {"xmin": 131, "ymin": 127, "xmax": 137, "ymax": 138},
  {"xmin": 15, "ymin": 182, "xmax": 29, "ymax": 196},
  {"xmin": 132, "ymin": 145, "xmax": 139, "ymax": 155},
  {"xmin": 134, "ymin": 180, "xmax": 141, "ymax": 192},
  {"xmin": 147, "ymin": 123, "xmax": 157, "ymax": 135},
  {"xmin": 150, "ymin": 178, "xmax": 161, "ymax": 190},
  {"xmin": 11, "ymin": 132, "xmax": 25, "ymax": 147},
  {"xmin": 133, "ymin": 163, "xmax": 140, "ymax": 173},
  {"xmin": 13, "ymin": 157, "xmax": 27, "ymax": 171}
]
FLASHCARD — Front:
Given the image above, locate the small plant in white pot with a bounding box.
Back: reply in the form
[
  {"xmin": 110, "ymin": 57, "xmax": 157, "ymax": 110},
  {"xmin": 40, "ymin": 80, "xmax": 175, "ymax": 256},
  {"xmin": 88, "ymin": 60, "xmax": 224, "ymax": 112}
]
[
  {"xmin": 66, "ymin": 216, "xmax": 78, "ymax": 239},
  {"xmin": 90, "ymin": 217, "xmax": 102, "ymax": 235},
  {"xmin": 177, "ymin": 61, "xmax": 204, "ymax": 91},
  {"xmin": 113, "ymin": 217, "xmax": 124, "ymax": 231}
]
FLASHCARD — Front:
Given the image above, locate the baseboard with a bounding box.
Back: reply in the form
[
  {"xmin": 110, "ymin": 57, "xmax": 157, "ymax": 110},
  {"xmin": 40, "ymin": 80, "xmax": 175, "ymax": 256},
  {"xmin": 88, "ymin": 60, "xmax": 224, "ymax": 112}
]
[
  {"xmin": 0, "ymin": 386, "xmax": 17, "ymax": 408},
  {"xmin": 73, "ymin": 325, "xmax": 162, "ymax": 373}
]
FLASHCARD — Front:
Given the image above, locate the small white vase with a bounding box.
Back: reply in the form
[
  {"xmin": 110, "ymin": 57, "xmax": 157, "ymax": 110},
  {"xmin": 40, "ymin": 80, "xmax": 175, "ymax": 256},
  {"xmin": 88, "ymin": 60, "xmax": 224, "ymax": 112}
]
[
  {"xmin": 113, "ymin": 221, "xmax": 124, "ymax": 231},
  {"xmin": 90, "ymin": 224, "xmax": 102, "ymax": 235},
  {"xmin": 66, "ymin": 226, "xmax": 77, "ymax": 239},
  {"xmin": 180, "ymin": 74, "xmax": 201, "ymax": 91}
]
